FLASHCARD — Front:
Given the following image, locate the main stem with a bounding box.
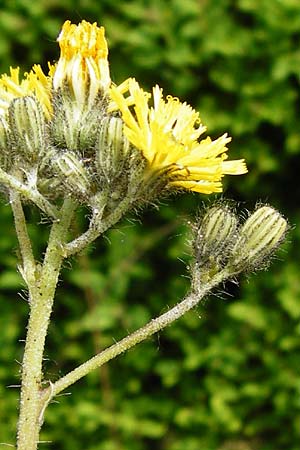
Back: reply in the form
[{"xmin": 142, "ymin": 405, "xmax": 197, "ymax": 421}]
[{"xmin": 16, "ymin": 199, "xmax": 75, "ymax": 450}]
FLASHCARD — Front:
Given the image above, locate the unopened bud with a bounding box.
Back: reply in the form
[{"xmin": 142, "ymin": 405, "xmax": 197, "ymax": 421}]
[
  {"xmin": 228, "ymin": 206, "xmax": 287, "ymax": 272},
  {"xmin": 8, "ymin": 96, "xmax": 46, "ymax": 162},
  {"xmin": 50, "ymin": 91, "xmax": 104, "ymax": 151},
  {"xmin": 96, "ymin": 116, "xmax": 130, "ymax": 183},
  {"xmin": 193, "ymin": 204, "xmax": 238, "ymax": 268},
  {"xmin": 0, "ymin": 118, "xmax": 8, "ymax": 147},
  {"xmin": 0, "ymin": 118, "xmax": 10, "ymax": 170},
  {"xmin": 52, "ymin": 151, "xmax": 91, "ymax": 199}
]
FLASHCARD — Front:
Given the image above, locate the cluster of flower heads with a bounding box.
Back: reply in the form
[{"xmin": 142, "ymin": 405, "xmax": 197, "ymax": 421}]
[{"xmin": 0, "ymin": 20, "xmax": 247, "ymax": 210}]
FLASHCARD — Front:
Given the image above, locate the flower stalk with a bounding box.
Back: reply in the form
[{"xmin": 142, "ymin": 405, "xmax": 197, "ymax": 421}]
[
  {"xmin": 0, "ymin": 167, "xmax": 59, "ymax": 219},
  {"xmin": 16, "ymin": 199, "xmax": 75, "ymax": 450},
  {"xmin": 63, "ymin": 194, "xmax": 133, "ymax": 257},
  {"xmin": 43, "ymin": 268, "xmax": 229, "ymax": 401},
  {"xmin": 10, "ymin": 190, "xmax": 36, "ymax": 289}
]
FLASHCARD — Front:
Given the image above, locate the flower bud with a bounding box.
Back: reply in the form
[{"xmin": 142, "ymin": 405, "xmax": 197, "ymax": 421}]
[
  {"xmin": 95, "ymin": 116, "xmax": 130, "ymax": 183},
  {"xmin": 0, "ymin": 117, "xmax": 8, "ymax": 147},
  {"xmin": 53, "ymin": 20, "xmax": 111, "ymax": 110},
  {"xmin": 50, "ymin": 91, "xmax": 105, "ymax": 151},
  {"xmin": 52, "ymin": 151, "xmax": 91, "ymax": 199},
  {"xmin": 193, "ymin": 204, "xmax": 238, "ymax": 268},
  {"xmin": 0, "ymin": 118, "xmax": 10, "ymax": 170},
  {"xmin": 228, "ymin": 206, "xmax": 287, "ymax": 272},
  {"xmin": 8, "ymin": 96, "xmax": 46, "ymax": 162}
]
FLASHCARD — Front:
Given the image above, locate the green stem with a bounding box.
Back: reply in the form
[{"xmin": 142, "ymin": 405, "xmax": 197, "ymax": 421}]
[
  {"xmin": 64, "ymin": 196, "xmax": 132, "ymax": 257},
  {"xmin": 10, "ymin": 190, "xmax": 37, "ymax": 289},
  {"xmin": 46, "ymin": 269, "xmax": 228, "ymax": 400},
  {"xmin": 0, "ymin": 167, "xmax": 59, "ymax": 219},
  {"xmin": 16, "ymin": 198, "xmax": 75, "ymax": 450}
]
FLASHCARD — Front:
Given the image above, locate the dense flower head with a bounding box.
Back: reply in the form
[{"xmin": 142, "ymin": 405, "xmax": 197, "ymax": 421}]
[
  {"xmin": 109, "ymin": 78, "xmax": 247, "ymax": 194},
  {"xmin": 53, "ymin": 20, "xmax": 111, "ymax": 107}
]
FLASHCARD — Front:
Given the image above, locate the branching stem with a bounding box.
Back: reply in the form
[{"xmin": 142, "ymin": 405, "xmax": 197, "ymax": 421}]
[
  {"xmin": 43, "ymin": 269, "xmax": 228, "ymax": 402},
  {"xmin": 0, "ymin": 167, "xmax": 59, "ymax": 219},
  {"xmin": 12, "ymin": 184, "xmax": 231, "ymax": 450},
  {"xmin": 64, "ymin": 196, "xmax": 132, "ymax": 257},
  {"xmin": 16, "ymin": 198, "xmax": 76, "ymax": 450}
]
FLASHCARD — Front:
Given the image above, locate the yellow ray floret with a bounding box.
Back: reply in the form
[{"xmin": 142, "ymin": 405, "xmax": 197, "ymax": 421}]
[
  {"xmin": 0, "ymin": 65, "xmax": 53, "ymax": 119},
  {"xmin": 109, "ymin": 78, "xmax": 247, "ymax": 194},
  {"xmin": 53, "ymin": 20, "xmax": 111, "ymax": 107}
]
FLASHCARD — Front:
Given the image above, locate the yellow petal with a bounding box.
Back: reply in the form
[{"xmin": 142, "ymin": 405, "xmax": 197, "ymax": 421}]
[
  {"xmin": 0, "ymin": 65, "xmax": 53, "ymax": 119},
  {"xmin": 110, "ymin": 79, "xmax": 247, "ymax": 194},
  {"xmin": 53, "ymin": 20, "xmax": 111, "ymax": 107}
]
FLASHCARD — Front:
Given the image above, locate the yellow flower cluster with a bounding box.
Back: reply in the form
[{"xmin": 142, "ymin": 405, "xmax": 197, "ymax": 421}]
[{"xmin": 0, "ymin": 19, "xmax": 247, "ymax": 194}]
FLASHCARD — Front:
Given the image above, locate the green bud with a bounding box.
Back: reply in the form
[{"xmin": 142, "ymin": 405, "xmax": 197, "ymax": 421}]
[
  {"xmin": 52, "ymin": 151, "xmax": 91, "ymax": 199},
  {"xmin": 0, "ymin": 117, "xmax": 8, "ymax": 147},
  {"xmin": 8, "ymin": 96, "xmax": 46, "ymax": 162},
  {"xmin": 193, "ymin": 204, "xmax": 238, "ymax": 269},
  {"xmin": 50, "ymin": 89, "xmax": 104, "ymax": 151},
  {"xmin": 228, "ymin": 205, "xmax": 287, "ymax": 272},
  {"xmin": 0, "ymin": 118, "xmax": 11, "ymax": 170},
  {"xmin": 50, "ymin": 95, "xmax": 79, "ymax": 150},
  {"xmin": 95, "ymin": 116, "xmax": 130, "ymax": 183}
]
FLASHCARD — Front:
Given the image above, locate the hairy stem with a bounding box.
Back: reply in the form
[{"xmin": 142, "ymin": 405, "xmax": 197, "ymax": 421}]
[
  {"xmin": 45, "ymin": 269, "xmax": 228, "ymax": 401},
  {"xmin": 10, "ymin": 191, "xmax": 36, "ymax": 289},
  {"xmin": 16, "ymin": 198, "xmax": 76, "ymax": 450},
  {"xmin": 0, "ymin": 167, "xmax": 59, "ymax": 219},
  {"xmin": 64, "ymin": 196, "xmax": 132, "ymax": 257}
]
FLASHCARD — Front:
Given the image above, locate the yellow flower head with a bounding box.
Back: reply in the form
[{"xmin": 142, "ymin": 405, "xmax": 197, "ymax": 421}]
[
  {"xmin": 0, "ymin": 65, "xmax": 53, "ymax": 119},
  {"xmin": 109, "ymin": 78, "xmax": 247, "ymax": 194},
  {"xmin": 53, "ymin": 20, "xmax": 111, "ymax": 108}
]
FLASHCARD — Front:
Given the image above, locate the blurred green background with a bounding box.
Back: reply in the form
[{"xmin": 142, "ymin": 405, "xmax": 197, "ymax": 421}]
[{"xmin": 0, "ymin": 1, "xmax": 300, "ymax": 449}]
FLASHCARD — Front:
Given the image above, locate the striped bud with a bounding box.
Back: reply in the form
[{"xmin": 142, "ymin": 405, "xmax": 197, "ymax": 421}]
[
  {"xmin": 50, "ymin": 90, "xmax": 105, "ymax": 151},
  {"xmin": 53, "ymin": 151, "xmax": 91, "ymax": 198},
  {"xmin": 8, "ymin": 96, "xmax": 46, "ymax": 162},
  {"xmin": 0, "ymin": 118, "xmax": 10, "ymax": 170},
  {"xmin": 228, "ymin": 206, "xmax": 287, "ymax": 272},
  {"xmin": 193, "ymin": 204, "xmax": 238, "ymax": 268},
  {"xmin": 95, "ymin": 116, "xmax": 130, "ymax": 183}
]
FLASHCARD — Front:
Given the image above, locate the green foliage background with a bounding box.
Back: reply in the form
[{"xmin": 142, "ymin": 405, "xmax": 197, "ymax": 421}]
[{"xmin": 0, "ymin": 1, "xmax": 300, "ymax": 449}]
